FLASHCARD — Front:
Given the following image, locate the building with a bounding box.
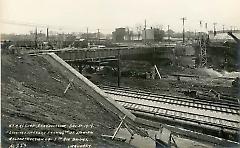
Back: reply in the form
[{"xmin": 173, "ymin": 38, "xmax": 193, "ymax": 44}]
[
  {"xmin": 142, "ymin": 28, "xmax": 164, "ymax": 42},
  {"xmin": 112, "ymin": 28, "xmax": 127, "ymax": 42}
]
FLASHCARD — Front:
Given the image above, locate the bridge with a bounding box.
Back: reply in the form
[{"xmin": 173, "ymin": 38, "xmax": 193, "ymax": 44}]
[{"xmin": 29, "ymin": 46, "xmax": 175, "ymax": 62}]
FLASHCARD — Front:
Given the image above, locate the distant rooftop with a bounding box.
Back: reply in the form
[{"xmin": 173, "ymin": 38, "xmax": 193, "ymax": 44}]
[{"xmin": 209, "ymin": 32, "xmax": 240, "ymax": 41}]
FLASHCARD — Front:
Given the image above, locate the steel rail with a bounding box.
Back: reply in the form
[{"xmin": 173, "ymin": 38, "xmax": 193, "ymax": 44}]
[
  {"xmin": 115, "ymin": 100, "xmax": 239, "ymax": 132},
  {"xmin": 106, "ymin": 90, "xmax": 239, "ymax": 115},
  {"xmin": 100, "ymin": 85, "xmax": 239, "ymax": 107},
  {"xmin": 100, "ymin": 86, "xmax": 239, "ymax": 115}
]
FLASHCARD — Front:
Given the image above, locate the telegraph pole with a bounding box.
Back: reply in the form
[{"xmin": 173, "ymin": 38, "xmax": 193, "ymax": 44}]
[
  {"xmin": 167, "ymin": 25, "xmax": 170, "ymax": 42},
  {"xmin": 97, "ymin": 29, "xmax": 100, "ymax": 43},
  {"xmin": 46, "ymin": 27, "xmax": 49, "ymax": 41},
  {"xmin": 87, "ymin": 27, "xmax": 89, "ymax": 41},
  {"xmin": 35, "ymin": 27, "xmax": 38, "ymax": 49},
  {"xmin": 199, "ymin": 20, "xmax": 203, "ymax": 38},
  {"xmin": 144, "ymin": 19, "xmax": 147, "ymax": 43},
  {"xmin": 194, "ymin": 30, "xmax": 197, "ymax": 40},
  {"xmin": 213, "ymin": 23, "xmax": 217, "ymax": 36},
  {"xmin": 181, "ymin": 17, "xmax": 186, "ymax": 43},
  {"xmin": 117, "ymin": 49, "xmax": 121, "ymax": 87},
  {"xmin": 127, "ymin": 28, "xmax": 130, "ymax": 41},
  {"xmin": 200, "ymin": 20, "xmax": 203, "ymax": 28}
]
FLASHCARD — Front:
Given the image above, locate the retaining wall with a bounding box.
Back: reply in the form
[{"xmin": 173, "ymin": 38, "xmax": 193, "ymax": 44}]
[{"xmin": 43, "ymin": 53, "xmax": 136, "ymax": 123}]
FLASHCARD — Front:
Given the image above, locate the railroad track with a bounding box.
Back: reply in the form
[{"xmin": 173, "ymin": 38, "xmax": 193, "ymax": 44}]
[
  {"xmin": 116, "ymin": 100, "xmax": 239, "ymax": 132},
  {"xmin": 100, "ymin": 85, "xmax": 240, "ymax": 115},
  {"xmin": 99, "ymin": 85, "xmax": 239, "ymax": 134}
]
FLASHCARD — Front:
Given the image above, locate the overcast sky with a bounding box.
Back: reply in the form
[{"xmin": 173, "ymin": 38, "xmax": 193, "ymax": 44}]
[{"xmin": 1, "ymin": 0, "xmax": 240, "ymax": 34}]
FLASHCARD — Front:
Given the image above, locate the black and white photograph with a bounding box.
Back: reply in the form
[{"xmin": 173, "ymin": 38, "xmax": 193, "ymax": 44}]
[{"xmin": 1, "ymin": 0, "xmax": 240, "ymax": 147}]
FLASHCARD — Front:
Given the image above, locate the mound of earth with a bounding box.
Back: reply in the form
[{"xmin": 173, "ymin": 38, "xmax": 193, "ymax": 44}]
[{"xmin": 1, "ymin": 53, "xmax": 134, "ymax": 148}]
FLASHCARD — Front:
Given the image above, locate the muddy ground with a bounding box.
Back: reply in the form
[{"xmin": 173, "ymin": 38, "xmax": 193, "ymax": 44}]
[
  {"xmin": 89, "ymin": 60, "xmax": 239, "ymax": 98},
  {"xmin": 1, "ymin": 53, "xmax": 135, "ymax": 148},
  {"xmin": 91, "ymin": 74, "xmax": 239, "ymax": 98}
]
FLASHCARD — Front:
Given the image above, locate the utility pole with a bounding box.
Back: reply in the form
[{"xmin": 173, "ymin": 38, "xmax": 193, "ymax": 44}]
[
  {"xmin": 97, "ymin": 28, "xmax": 100, "ymax": 43},
  {"xmin": 35, "ymin": 27, "xmax": 38, "ymax": 49},
  {"xmin": 144, "ymin": 19, "xmax": 147, "ymax": 43},
  {"xmin": 60, "ymin": 31, "xmax": 64, "ymax": 49},
  {"xmin": 136, "ymin": 26, "xmax": 139, "ymax": 41},
  {"xmin": 86, "ymin": 27, "xmax": 89, "ymax": 48},
  {"xmin": 167, "ymin": 25, "xmax": 170, "ymax": 42},
  {"xmin": 200, "ymin": 20, "xmax": 203, "ymax": 28},
  {"xmin": 181, "ymin": 17, "xmax": 186, "ymax": 43},
  {"xmin": 87, "ymin": 27, "xmax": 89, "ymax": 41},
  {"xmin": 127, "ymin": 28, "xmax": 130, "ymax": 41},
  {"xmin": 46, "ymin": 27, "xmax": 49, "ymax": 41},
  {"xmin": 222, "ymin": 25, "xmax": 225, "ymax": 33},
  {"xmin": 117, "ymin": 49, "xmax": 121, "ymax": 87},
  {"xmin": 199, "ymin": 20, "xmax": 203, "ymax": 38},
  {"xmin": 194, "ymin": 30, "xmax": 197, "ymax": 40},
  {"xmin": 213, "ymin": 23, "xmax": 217, "ymax": 36}
]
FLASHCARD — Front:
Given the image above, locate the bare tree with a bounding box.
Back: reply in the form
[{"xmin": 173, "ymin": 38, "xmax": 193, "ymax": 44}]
[{"xmin": 135, "ymin": 24, "xmax": 142, "ymax": 40}]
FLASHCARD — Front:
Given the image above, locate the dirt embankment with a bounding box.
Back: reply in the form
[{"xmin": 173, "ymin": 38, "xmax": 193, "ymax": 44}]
[{"xmin": 1, "ymin": 54, "xmax": 134, "ymax": 148}]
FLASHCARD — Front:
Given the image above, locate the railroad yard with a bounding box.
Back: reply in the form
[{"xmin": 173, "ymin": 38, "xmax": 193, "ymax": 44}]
[
  {"xmin": 1, "ymin": 41, "xmax": 240, "ymax": 147},
  {"xmin": 90, "ymin": 61, "xmax": 240, "ymax": 142},
  {"xmin": 1, "ymin": 1, "xmax": 240, "ymax": 147}
]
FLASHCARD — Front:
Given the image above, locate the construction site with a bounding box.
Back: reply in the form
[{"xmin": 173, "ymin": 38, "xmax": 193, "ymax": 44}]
[{"xmin": 1, "ymin": 0, "xmax": 240, "ymax": 148}]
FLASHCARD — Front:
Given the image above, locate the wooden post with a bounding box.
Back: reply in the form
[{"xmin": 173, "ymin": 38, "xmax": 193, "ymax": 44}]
[
  {"xmin": 112, "ymin": 115, "xmax": 126, "ymax": 139},
  {"xmin": 154, "ymin": 65, "xmax": 161, "ymax": 79},
  {"xmin": 64, "ymin": 79, "xmax": 74, "ymax": 94}
]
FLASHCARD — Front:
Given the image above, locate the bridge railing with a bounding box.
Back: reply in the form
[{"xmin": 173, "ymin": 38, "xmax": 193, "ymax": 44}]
[
  {"xmin": 55, "ymin": 47, "xmax": 156, "ymax": 61},
  {"xmin": 29, "ymin": 46, "xmax": 175, "ymax": 61}
]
